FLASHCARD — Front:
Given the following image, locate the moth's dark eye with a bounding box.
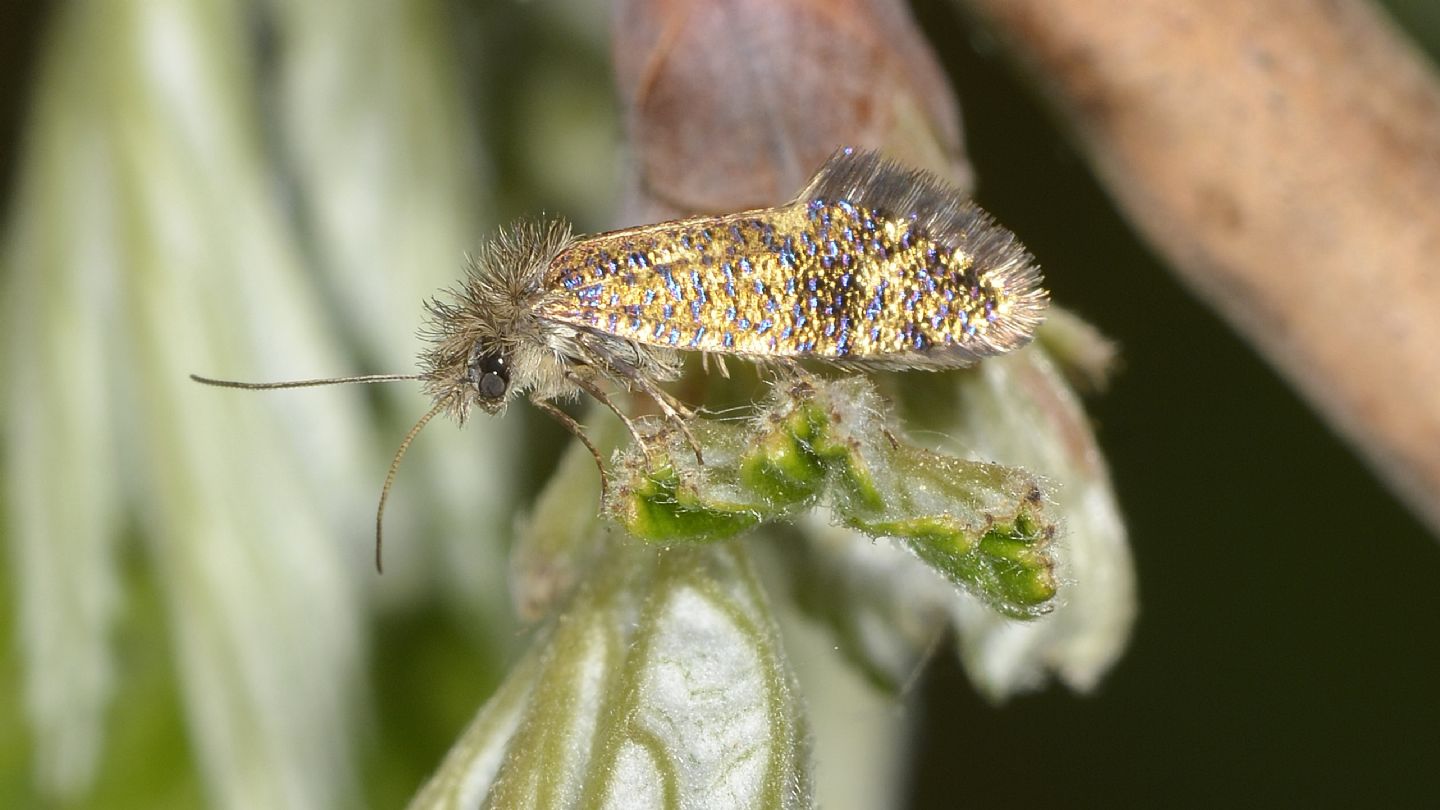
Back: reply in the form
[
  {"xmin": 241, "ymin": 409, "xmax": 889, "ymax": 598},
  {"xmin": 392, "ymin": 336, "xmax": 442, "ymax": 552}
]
[{"xmin": 476, "ymin": 354, "xmax": 509, "ymax": 400}]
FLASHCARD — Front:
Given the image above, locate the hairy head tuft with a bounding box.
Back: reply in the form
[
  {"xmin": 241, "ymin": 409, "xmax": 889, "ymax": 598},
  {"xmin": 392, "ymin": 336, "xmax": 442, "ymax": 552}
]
[{"xmin": 418, "ymin": 219, "xmax": 575, "ymax": 422}]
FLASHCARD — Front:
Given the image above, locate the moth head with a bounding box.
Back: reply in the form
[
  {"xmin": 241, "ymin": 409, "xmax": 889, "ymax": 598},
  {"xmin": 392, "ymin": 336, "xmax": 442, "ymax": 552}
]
[
  {"xmin": 419, "ymin": 218, "xmax": 576, "ymax": 423},
  {"xmin": 419, "ymin": 313, "xmax": 520, "ymax": 421}
]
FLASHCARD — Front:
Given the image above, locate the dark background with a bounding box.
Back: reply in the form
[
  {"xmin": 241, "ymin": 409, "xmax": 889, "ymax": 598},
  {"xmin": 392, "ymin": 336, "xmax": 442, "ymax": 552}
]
[
  {"xmin": 909, "ymin": 2, "xmax": 1440, "ymax": 807},
  {"xmin": 1, "ymin": 1, "xmax": 1437, "ymax": 807}
]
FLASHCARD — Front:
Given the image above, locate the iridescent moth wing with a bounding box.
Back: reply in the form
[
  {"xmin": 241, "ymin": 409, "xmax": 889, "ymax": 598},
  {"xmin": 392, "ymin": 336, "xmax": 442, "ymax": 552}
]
[{"xmin": 536, "ymin": 149, "xmax": 1047, "ymax": 372}]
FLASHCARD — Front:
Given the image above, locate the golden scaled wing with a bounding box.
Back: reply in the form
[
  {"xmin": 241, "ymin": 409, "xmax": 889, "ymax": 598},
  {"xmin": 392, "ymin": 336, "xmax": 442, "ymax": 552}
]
[{"xmin": 537, "ymin": 150, "xmax": 1047, "ymax": 370}]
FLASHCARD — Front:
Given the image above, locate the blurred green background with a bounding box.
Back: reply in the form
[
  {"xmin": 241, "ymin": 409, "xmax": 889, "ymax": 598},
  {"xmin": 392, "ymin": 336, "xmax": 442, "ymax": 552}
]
[{"xmin": 2, "ymin": 1, "xmax": 1438, "ymax": 808}]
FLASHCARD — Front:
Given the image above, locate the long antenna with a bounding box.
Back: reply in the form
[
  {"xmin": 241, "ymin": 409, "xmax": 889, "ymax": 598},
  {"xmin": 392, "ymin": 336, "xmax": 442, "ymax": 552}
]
[
  {"xmin": 375, "ymin": 400, "xmax": 446, "ymax": 574},
  {"xmin": 190, "ymin": 372, "xmax": 420, "ymax": 389},
  {"xmin": 192, "ymin": 370, "xmax": 433, "ymax": 573}
]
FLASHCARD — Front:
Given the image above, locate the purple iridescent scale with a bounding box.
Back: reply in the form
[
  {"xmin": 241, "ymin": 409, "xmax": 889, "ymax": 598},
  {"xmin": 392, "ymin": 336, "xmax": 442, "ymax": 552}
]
[{"xmin": 538, "ymin": 199, "xmax": 1025, "ymax": 364}]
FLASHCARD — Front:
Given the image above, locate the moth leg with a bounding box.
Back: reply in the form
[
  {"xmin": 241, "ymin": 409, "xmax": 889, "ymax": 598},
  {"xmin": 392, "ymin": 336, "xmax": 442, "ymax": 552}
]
[
  {"xmin": 530, "ymin": 396, "xmax": 610, "ymax": 503},
  {"xmin": 568, "ymin": 336, "xmax": 698, "ymax": 465},
  {"xmin": 631, "ymin": 374, "xmax": 705, "ymax": 466},
  {"xmin": 646, "ymin": 376, "xmax": 698, "ymax": 420},
  {"xmin": 700, "ymin": 351, "xmax": 732, "ymax": 380},
  {"xmin": 566, "ymin": 371, "xmax": 655, "ymax": 467}
]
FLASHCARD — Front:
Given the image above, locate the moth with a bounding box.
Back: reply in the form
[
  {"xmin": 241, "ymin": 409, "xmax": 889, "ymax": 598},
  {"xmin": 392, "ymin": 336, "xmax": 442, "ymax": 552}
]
[{"xmin": 194, "ymin": 148, "xmax": 1048, "ymax": 569}]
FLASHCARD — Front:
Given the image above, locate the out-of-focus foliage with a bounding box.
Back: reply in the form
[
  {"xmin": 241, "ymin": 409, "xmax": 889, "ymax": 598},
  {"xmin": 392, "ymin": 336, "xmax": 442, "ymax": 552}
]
[{"xmin": 0, "ymin": 2, "xmax": 612, "ymax": 807}]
